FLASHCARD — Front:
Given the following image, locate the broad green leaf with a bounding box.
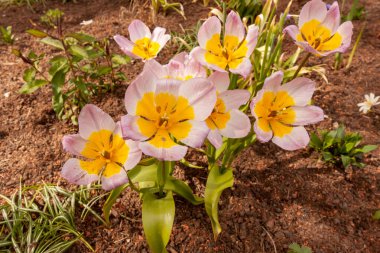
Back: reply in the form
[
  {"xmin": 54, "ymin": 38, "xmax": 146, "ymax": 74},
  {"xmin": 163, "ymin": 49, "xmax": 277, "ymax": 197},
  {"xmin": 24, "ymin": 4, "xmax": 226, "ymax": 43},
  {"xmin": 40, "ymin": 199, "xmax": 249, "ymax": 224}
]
[
  {"xmin": 23, "ymin": 68, "xmax": 36, "ymax": 83},
  {"xmin": 112, "ymin": 54, "xmax": 131, "ymax": 65},
  {"xmin": 288, "ymin": 243, "xmax": 312, "ymax": 253},
  {"xmin": 373, "ymin": 210, "xmax": 380, "ymax": 220},
  {"xmin": 69, "ymin": 45, "xmax": 89, "ymax": 59},
  {"xmin": 96, "ymin": 66, "xmax": 112, "ymax": 76},
  {"xmin": 40, "ymin": 37, "xmax": 64, "ymax": 50},
  {"xmin": 165, "ymin": 177, "xmax": 203, "ymax": 205},
  {"xmin": 309, "ymin": 132, "xmax": 322, "ymax": 149},
  {"xmin": 51, "ymin": 70, "xmax": 66, "ymax": 116},
  {"xmin": 361, "ymin": 145, "xmax": 378, "ymax": 153},
  {"xmin": 341, "ymin": 155, "xmax": 351, "ymax": 168},
  {"xmin": 204, "ymin": 165, "xmax": 234, "ymax": 240},
  {"xmin": 19, "ymin": 79, "xmax": 49, "ymax": 94},
  {"xmin": 26, "ymin": 29, "xmax": 48, "ymax": 38},
  {"xmin": 128, "ymin": 163, "xmax": 158, "ymax": 187},
  {"xmin": 142, "ymin": 191, "xmax": 175, "ymax": 253},
  {"xmin": 102, "ymin": 184, "xmax": 129, "ymax": 225},
  {"xmin": 322, "ymin": 151, "xmax": 333, "ymax": 161},
  {"xmin": 66, "ymin": 32, "xmax": 96, "ymax": 43},
  {"xmin": 49, "ymin": 56, "xmax": 68, "ymax": 76}
]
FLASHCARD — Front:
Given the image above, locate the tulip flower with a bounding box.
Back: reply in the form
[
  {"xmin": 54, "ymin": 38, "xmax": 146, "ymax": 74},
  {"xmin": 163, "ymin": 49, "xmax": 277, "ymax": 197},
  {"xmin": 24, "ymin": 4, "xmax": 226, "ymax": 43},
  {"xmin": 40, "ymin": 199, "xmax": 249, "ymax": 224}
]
[
  {"xmin": 114, "ymin": 19, "xmax": 170, "ymax": 60},
  {"xmin": 205, "ymin": 72, "xmax": 251, "ymax": 148},
  {"xmin": 121, "ymin": 72, "xmax": 216, "ymax": 161},
  {"xmin": 284, "ymin": 0, "xmax": 353, "ymax": 56},
  {"xmin": 61, "ymin": 105, "xmax": 142, "ymax": 190},
  {"xmin": 143, "ymin": 52, "xmax": 207, "ymax": 81},
  {"xmin": 250, "ymin": 71, "xmax": 324, "ymax": 150},
  {"xmin": 191, "ymin": 11, "xmax": 259, "ymax": 78}
]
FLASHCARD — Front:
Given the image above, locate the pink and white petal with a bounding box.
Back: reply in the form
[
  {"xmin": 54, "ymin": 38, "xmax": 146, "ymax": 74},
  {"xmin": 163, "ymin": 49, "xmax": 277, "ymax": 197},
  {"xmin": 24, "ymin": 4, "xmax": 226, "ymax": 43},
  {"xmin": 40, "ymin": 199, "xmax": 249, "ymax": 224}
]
[
  {"xmin": 225, "ymin": 11, "xmax": 245, "ymax": 42},
  {"xmin": 185, "ymin": 57, "xmax": 207, "ymax": 78},
  {"xmin": 207, "ymin": 130, "xmax": 223, "ymax": 149},
  {"xmin": 123, "ymin": 139, "xmax": 142, "ymax": 170},
  {"xmin": 263, "ymin": 70, "xmax": 283, "ymax": 91},
  {"xmin": 128, "ymin": 19, "xmax": 151, "ymax": 42},
  {"xmin": 62, "ymin": 134, "xmax": 86, "ymax": 156},
  {"xmin": 219, "ymin": 89, "xmax": 250, "ymax": 110},
  {"xmin": 280, "ymin": 77, "xmax": 315, "ymax": 106},
  {"xmin": 101, "ymin": 170, "xmax": 128, "ymax": 191},
  {"xmin": 151, "ymin": 27, "xmax": 171, "ymax": 51},
  {"xmin": 155, "ymin": 78, "xmax": 181, "ymax": 96},
  {"xmin": 292, "ymin": 106, "xmax": 324, "ymax": 125},
  {"xmin": 139, "ymin": 141, "xmax": 188, "ymax": 161},
  {"xmin": 179, "ymin": 78, "xmax": 217, "ymax": 121},
  {"xmin": 330, "ymin": 21, "xmax": 353, "ymax": 54},
  {"xmin": 61, "ymin": 158, "xmax": 99, "ymax": 186},
  {"xmin": 190, "ymin": 47, "xmax": 227, "ymax": 73},
  {"xmin": 220, "ymin": 110, "xmax": 251, "ymax": 138},
  {"xmin": 124, "ymin": 71, "xmax": 157, "ymax": 114},
  {"xmin": 113, "ymin": 35, "xmax": 140, "ymax": 59},
  {"xmin": 78, "ymin": 104, "xmax": 116, "ymax": 139},
  {"xmin": 228, "ymin": 57, "xmax": 252, "ymax": 78},
  {"xmin": 283, "ymin": 25, "xmax": 300, "ymax": 41},
  {"xmin": 272, "ymin": 126, "xmax": 309, "ymax": 151},
  {"xmin": 321, "ymin": 1, "xmax": 340, "ymax": 33},
  {"xmin": 174, "ymin": 120, "xmax": 209, "ymax": 148},
  {"xmin": 295, "ymin": 41, "xmax": 322, "ymax": 56},
  {"xmin": 171, "ymin": 52, "xmax": 188, "ymax": 64},
  {"xmin": 208, "ymin": 71, "xmax": 230, "ymax": 92},
  {"xmin": 198, "ymin": 16, "xmax": 221, "ymax": 48},
  {"xmin": 121, "ymin": 115, "xmax": 150, "ymax": 141},
  {"xmin": 250, "ymin": 90, "xmax": 266, "ymax": 119},
  {"xmin": 143, "ymin": 59, "xmax": 167, "ymax": 79},
  {"xmin": 166, "ymin": 59, "xmax": 184, "ymax": 79},
  {"xmin": 299, "ymin": 0, "xmax": 327, "ymax": 27},
  {"xmin": 253, "ymin": 119, "xmax": 273, "ymax": 143},
  {"xmin": 245, "ymin": 25, "xmax": 259, "ymax": 57}
]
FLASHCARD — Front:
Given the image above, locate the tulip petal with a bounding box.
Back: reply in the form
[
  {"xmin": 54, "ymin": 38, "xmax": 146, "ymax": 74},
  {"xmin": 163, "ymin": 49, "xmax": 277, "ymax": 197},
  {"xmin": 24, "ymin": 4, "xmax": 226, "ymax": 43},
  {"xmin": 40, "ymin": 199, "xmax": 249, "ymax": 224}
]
[
  {"xmin": 228, "ymin": 57, "xmax": 252, "ymax": 78},
  {"xmin": 280, "ymin": 77, "xmax": 315, "ymax": 106},
  {"xmin": 263, "ymin": 70, "xmax": 283, "ymax": 91},
  {"xmin": 143, "ymin": 59, "xmax": 167, "ymax": 79},
  {"xmin": 219, "ymin": 90, "xmax": 250, "ymax": 110},
  {"xmin": 219, "ymin": 110, "xmax": 251, "ymax": 139},
  {"xmin": 331, "ymin": 21, "xmax": 353, "ymax": 54},
  {"xmin": 156, "ymin": 78, "xmax": 181, "ymax": 96},
  {"xmin": 207, "ymin": 130, "xmax": 223, "ymax": 149},
  {"xmin": 61, "ymin": 158, "xmax": 99, "ymax": 186},
  {"xmin": 208, "ymin": 71, "xmax": 230, "ymax": 92},
  {"xmin": 113, "ymin": 35, "xmax": 139, "ymax": 58},
  {"xmin": 245, "ymin": 25, "xmax": 259, "ymax": 57},
  {"xmin": 128, "ymin": 19, "xmax": 151, "ymax": 42},
  {"xmin": 179, "ymin": 78, "xmax": 217, "ymax": 121},
  {"xmin": 171, "ymin": 52, "xmax": 187, "ymax": 63},
  {"xmin": 321, "ymin": 1, "xmax": 340, "ymax": 33},
  {"xmin": 299, "ymin": 0, "xmax": 327, "ymax": 27},
  {"xmin": 62, "ymin": 134, "xmax": 86, "ymax": 156},
  {"xmin": 151, "ymin": 27, "xmax": 170, "ymax": 52},
  {"xmin": 121, "ymin": 114, "xmax": 153, "ymax": 141},
  {"xmin": 197, "ymin": 16, "xmax": 221, "ymax": 48},
  {"xmin": 225, "ymin": 11, "xmax": 245, "ymax": 42},
  {"xmin": 184, "ymin": 57, "xmax": 207, "ymax": 78},
  {"xmin": 292, "ymin": 106, "xmax": 324, "ymax": 125},
  {"xmin": 283, "ymin": 25, "xmax": 300, "ymax": 41},
  {"xmin": 272, "ymin": 126, "xmax": 309, "ymax": 151},
  {"xmin": 254, "ymin": 119, "xmax": 273, "ymax": 143},
  {"xmin": 78, "ymin": 104, "xmax": 116, "ymax": 140},
  {"xmin": 171, "ymin": 120, "xmax": 209, "ymax": 148},
  {"xmin": 101, "ymin": 170, "xmax": 128, "ymax": 191}
]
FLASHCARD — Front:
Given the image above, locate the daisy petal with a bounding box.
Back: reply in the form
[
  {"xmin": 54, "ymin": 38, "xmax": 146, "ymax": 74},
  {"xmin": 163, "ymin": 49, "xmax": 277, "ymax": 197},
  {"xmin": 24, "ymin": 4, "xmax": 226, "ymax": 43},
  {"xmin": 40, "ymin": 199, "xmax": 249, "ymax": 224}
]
[{"xmin": 78, "ymin": 104, "xmax": 115, "ymax": 139}]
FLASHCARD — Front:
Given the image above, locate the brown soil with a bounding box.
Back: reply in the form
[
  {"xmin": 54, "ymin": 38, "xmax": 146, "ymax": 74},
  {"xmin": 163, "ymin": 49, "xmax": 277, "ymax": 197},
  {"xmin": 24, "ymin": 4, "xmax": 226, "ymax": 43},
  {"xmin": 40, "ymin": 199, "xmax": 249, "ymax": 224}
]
[{"xmin": 0, "ymin": 0, "xmax": 379, "ymax": 252}]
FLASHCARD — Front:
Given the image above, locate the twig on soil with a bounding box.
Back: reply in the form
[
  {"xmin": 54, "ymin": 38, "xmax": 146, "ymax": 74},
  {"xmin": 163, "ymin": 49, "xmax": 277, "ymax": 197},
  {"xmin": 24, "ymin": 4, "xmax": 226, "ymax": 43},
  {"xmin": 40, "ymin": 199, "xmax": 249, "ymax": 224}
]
[{"xmin": 261, "ymin": 225, "xmax": 277, "ymax": 253}]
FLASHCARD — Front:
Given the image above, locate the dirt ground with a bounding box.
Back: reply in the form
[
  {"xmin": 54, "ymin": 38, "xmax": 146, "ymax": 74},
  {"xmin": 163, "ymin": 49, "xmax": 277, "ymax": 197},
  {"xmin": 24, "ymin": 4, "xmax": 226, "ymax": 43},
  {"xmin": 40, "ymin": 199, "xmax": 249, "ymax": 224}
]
[{"xmin": 0, "ymin": 0, "xmax": 379, "ymax": 252}]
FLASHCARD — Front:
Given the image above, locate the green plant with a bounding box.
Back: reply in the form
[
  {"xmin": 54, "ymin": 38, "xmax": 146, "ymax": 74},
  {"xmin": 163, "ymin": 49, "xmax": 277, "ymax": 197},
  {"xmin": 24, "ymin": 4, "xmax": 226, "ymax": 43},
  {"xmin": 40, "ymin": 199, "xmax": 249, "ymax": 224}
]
[
  {"xmin": 0, "ymin": 183, "xmax": 107, "ymax": 253},
  {"xmin": 214, "ymin": 0, "xmax": 263, "ymax": 24},
  {"xmin": 342, "ymin": 0, "xmax": 365, "ymax": 21},
  {"xmin": 151, "ymin": 0, "xmax": 185, "ymax": 20},
  {"xmin": 288, "ymin": 243, "xmax": 312, "ymax": 253},
  {"xmin": 171, "ymin": 21, "xmax": 202, "ymax": 53},
  {"xmin": 373, "ymin": 210, "xmax": 380, "ymax": 220},
  {"xmin": 0, "ymin": 26, "xmax": 15, "ymax": 45},
  {"xmin": 309, "ymin": 125, "xmax": 378, "ymax": 169},
  {"xmin": 13, "ymin": 9, "xmax": 130, "ymax": 124}
]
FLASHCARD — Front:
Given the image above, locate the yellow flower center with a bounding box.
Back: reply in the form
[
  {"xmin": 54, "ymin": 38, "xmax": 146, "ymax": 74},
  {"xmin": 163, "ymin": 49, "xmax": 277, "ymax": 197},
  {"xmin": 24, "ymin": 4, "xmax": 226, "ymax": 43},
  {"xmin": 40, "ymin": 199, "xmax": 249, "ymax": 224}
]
[
  {"xmin": 206, "ymin": 97, "xmax": 230, "ymax": 130},
  {"xmin": 136, "ymin": 92, "xmax": 195, "ymax": 148},
  {"xmin": 296, "ymin": 19, "xmax": 342, "ymax": 53},
  {"xmin": 254, "ymin": 91, "xmax": 296, "ymax": 137},
  {"xmin": 132, "ymin": 37, "xmax": 160, "ymax": 60},
  {"xmin": 205, "ymin": 34, "xmax": 248, "ymax": 70},
  {"xmin": 79, "ymin": 130, "xmax": 129, "ymax": 177}
]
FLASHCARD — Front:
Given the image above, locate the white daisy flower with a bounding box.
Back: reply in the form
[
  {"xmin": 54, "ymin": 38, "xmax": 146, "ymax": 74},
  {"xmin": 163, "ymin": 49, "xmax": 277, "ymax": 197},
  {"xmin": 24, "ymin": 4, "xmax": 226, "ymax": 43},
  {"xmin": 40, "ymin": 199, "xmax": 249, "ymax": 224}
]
[{"xmin": 357, "ymin": 93, "xmax": 380, "ymax": 114}]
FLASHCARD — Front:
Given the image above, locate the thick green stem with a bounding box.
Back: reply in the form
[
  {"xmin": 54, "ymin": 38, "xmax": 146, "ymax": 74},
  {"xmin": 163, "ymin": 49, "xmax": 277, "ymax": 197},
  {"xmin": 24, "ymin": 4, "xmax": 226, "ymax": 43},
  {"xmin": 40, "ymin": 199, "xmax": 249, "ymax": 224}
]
[
  {"xmin": 292, "ymin": 52, "xmax": 311, "ymax": 79},
  {"xmin": 220, "ymin": 2, "xmax": 227, "ymax": 41},
  {"xmin": 157, "ymin": 161, "xmax": 169, "ymax": 197}
]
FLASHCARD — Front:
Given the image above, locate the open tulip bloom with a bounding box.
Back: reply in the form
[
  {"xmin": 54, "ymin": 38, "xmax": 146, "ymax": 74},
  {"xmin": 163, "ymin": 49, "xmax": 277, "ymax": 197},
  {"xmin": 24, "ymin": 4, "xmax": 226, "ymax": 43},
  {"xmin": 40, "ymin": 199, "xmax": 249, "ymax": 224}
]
[
  {"xmin": 121, "ymin": 71, "xmax": 216, "ymax": 161},
  {"xmin": 206, "ymin": 71, "xmax": 251, "ymax": 148},
  {"xmin": 250, "ymin": 71, "xmax": 324, "ymax": 150},
  {"xmin": 191, "ymin": 11, "xmax": 259, "ymax": 78},
  {"xmin": 114, "ymin": 19, "xmax": 170, "ymax": 60},
  {"xmin": 61, "ymin": 105, "xmax": 142, "ymax": 190},
  {"xmin": 143, "ymin": 52, "xmax": 207, "ymax": 81},
  {"xmin": 284, "ymin": 0, "xmax": 353, "ymax": 56}
]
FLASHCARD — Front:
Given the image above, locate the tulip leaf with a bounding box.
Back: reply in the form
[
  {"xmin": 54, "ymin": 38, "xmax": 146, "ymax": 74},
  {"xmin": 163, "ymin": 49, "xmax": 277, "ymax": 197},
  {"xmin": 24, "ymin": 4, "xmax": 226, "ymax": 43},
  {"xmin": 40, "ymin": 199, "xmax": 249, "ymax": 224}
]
[
  {"xmin": 165, "ymin": 177, "xmax": 203, "ymax": 205},
  {"xmin": 26, "ymin": 29, "xmax": 48, "ymax": 38},
  {"xmin": 142, "ymin": 191, "xmax": 175, "ymax": 253},
  {"xmin": 102, "ymin": 183, "xmax": 129, "ymax": 225},
  {"xmin": 128, "ymin": 163, "xmax": 158, "ymax": 187},
  {"xmin": 204, "ymin": 165, "xmax": 234, "ymax": 240}
]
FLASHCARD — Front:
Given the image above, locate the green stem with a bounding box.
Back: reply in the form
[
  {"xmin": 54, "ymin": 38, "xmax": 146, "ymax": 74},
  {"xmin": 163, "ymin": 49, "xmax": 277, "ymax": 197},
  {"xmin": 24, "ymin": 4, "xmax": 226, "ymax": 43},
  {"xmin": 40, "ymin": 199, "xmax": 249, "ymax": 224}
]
[
  {"xmin": 292, "ymin": 52, "xmax": 311, "ymax": 79},
  {"xmin": 158, "ymin": 161, "xmax": 167, "ymax": 197},
  {"xmin": 221, "ymin": 2, "xmax": 227, "ymax": 41}
]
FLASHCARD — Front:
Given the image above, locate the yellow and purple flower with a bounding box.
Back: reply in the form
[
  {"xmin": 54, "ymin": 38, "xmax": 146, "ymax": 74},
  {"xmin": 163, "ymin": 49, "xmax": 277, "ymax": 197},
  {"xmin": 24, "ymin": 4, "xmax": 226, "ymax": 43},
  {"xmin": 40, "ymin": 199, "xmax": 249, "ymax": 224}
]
[
  {"xmin": 191, "ymin": 11, "xmax": 259, "ymax": 78},
  {"xmin": 284, "ymin": 0, "xmax": 353, "ymax": 56},
  {"xmin": 250, "ymin": 71, "xmax": 324, "ymax": 150},
  {"xmin": 61, "ymin": 105, "xmax": 142, "ymax": 190},
  {"xmin": 121, "ymin": 71, "xmax": 216, "ymax": 161},
  {"xmin": 205, "ymin": 72, "xmax": 251, "ymax": 148},
  {"xmin": 114, "ymin": 19, "xmax": 170, "ymax": 61}
]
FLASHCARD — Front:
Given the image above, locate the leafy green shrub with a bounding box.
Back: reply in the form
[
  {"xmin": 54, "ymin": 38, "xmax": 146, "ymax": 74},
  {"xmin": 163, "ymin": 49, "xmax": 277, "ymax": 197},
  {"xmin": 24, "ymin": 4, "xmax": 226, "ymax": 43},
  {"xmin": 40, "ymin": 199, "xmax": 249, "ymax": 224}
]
[
  {"xmin": 0, "ymin": 183, "xmax": 107, "ymax": 252},
  {"xmin": 13, "ymin": 9, "xmax": 130, "ymax": 124},
  {"xmin": 288, "ymin": 243, "xmax": 312, "ymax": 253},
  {"xmin": 0, "ymin": 26, "xmax": 14, "ymax": 45},
  {"xmin": 309, "ymin": 125, "xmax": 378, "ymax": 169}
]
